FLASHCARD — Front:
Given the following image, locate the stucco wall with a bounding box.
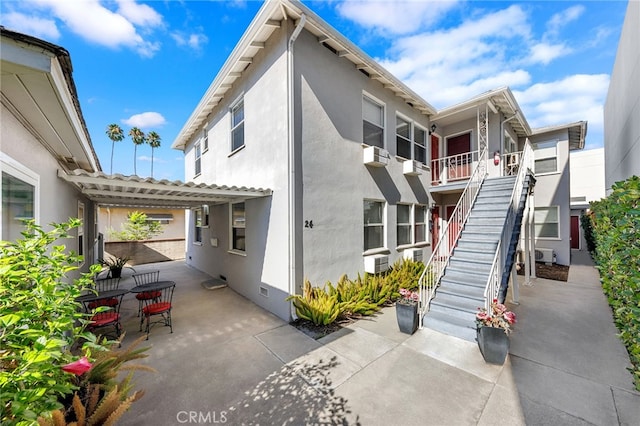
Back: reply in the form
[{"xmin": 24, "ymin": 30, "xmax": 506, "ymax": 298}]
[
  {"xmin": 604, "ymin": 0, "xmax": 640, "ymax": 191},
  {"xmin": 570, "ymin": 148, "xmax": 605, "ymax": 204},
  {"xmin": 295, "ymin": 29, "xmax": 432, "ymax": 286},
  {"xmin": 105, "ymin": 239, "xmax": 185, "ymax": 265},
  {"xmin": 1, "ymin": 103, "xmax": 97, "ymax": 275},
  {"xmin": 98, "ymin": 206, "xmax": 185, "ymax": 241},
  {"xmin": 529, "ymin": 129, "xmax": 572, "ymax": 265}
]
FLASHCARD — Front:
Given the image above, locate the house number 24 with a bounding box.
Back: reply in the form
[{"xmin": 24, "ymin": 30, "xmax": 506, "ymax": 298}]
[{"xmin": 305, "ymin": 220, "xmax": 314, "ymax": 229}]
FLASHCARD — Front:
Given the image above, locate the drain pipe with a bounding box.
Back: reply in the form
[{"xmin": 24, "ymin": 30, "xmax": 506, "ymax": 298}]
[{"xmin": 287, "ymin": 13, "xmax": 307, "ymax": 319}]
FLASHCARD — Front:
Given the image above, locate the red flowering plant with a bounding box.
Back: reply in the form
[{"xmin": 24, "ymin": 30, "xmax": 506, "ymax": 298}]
[
  {"xmin": 398, "ymin": 288, "xmax": 420, "ymax": 306},
  {"xmin": 476, "ymin": 299, "xmax": 517, "ymax": 334}
]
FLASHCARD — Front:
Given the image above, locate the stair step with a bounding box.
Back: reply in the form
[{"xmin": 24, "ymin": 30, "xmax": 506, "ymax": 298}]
[
  {"xmin": 422, "ymin": 311, "xmax": 477, "ymax": 342},
  {"xmin": 442, "ymin": 269, "xmax": 488, "ymax": 286},
  {"xmin": 452, "ymin": 247, "xmax": 496, "ymax": 261},
  {"xmin": 448, "ymin": 259, "xmax": 492, "ymax": 273},
  {"xmin": 438, "ymin": 281, "xmax": 486, "ymax": 299},
  {"xmin": 460, "ymin": 231, "xmax": 501, "ymax": 241},
  {"xmin": 430, "ymin": 294, "xmax": 481, "ymax": 316}
]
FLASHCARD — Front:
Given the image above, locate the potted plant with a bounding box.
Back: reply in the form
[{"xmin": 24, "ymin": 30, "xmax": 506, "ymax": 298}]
[
  {"xmin": 475, "ymin": 299, "xmax": 517, "ymax": 364},
  {"xmin": 396, "ymin": 288, "xmax": 420, "ymax": 335},
  {"xmin": 99, "ymin": 255, "xmax": 135, "ymax": 278}
]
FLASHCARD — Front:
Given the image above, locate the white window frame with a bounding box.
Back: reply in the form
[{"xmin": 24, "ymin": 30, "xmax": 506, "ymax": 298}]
[
  {"xmin": 230, "ymin": 202, "xmax": 246, "ymax": 254},
  {"xmin": 203, "ymin": 128, "xmax": 209, "ymax": 153},
  {"xmin": 396, "ymin": 115, "xmax": 412, "ymax": 160},
  {"xmin": 0, "ymin": 153, "xmax": 40, "ymax": 240},
  {"xmin": 414, "ymin": 125, "xmax": 427, "ymax": 165},
  {"xmin": 414, "ymin": 204, "xmax": 428, "ymax": 244},
  {"xmin": 535, "ymin": 206, "xmax": 560, "ymax": 239},
  {"xmin": 193, "ymin": 208, "xmax": 203, "ymax": 245},
  {"xmin": 362, "ymin": 93, "xmax": 385, "ymax": 149},
  {"xmin": 194, "ymin": 141, "xmax": 202, "ymax": 177},
  {"xmin": 396, "ymin": 203, "xmax": 412, "ymax": 247},
  {"xmin": 533, "ymin": 140, "xmax": 559, "ymax": 175},
  {"xmin": 230, "ymin": 96, "xmax": 245, "ymax": 154},
  {"xmin": 364, "ymin": 199, "xmax": 386, "ymax": 253},
  {"xmin": 77, "ymin": 201, "xmax": 85, "ymax": 266}
]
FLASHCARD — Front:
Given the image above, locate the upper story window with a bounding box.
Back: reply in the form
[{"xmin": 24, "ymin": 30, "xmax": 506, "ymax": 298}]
[
  {"xmin": 231, "ymin": 98, "xmax": 245, "ymax": 152},
  {"xmin": 533, "ymin": 140, "xmax": 558, "ymax": 174},
  {"xmin": 1, "ymin": 155, "xmax": 39, "ymax": 241},
  {"xmin": 364, "ymin": 199, "xmax": 385, "ymax": 251},
  {"xmin": 363, "ymin": 95, "xmax": 384, "ymax": 148},
  {"xmin": 203, "ymin": 129, "xmax": 209, "ymax": 152},
  {"xmin": 194, "ymin": 142, "xmax": 202, "ymax": 177},
  {"xmin": 414, "ymin": 126, "xmax": 427, "ymax": 164},
  {"xmin": 396, "ymin": 117, "xmax": 411, "ymax": 159}
]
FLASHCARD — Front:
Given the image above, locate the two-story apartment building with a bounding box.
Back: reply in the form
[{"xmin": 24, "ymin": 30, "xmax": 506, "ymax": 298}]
[{"xmin": 172, "ymin": 0, "xmax": 435, "ymax": 321}]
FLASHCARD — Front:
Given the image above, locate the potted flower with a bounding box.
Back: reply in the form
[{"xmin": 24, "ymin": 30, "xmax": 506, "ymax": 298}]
[
  {"xmin": 99, "ymin": 255, "xmax": 135, "ymax": 278},
  {"xmin": 396, "ymin": 288, "xmax": 420, "ymax": 335},
  {"xmin": 475, "ymin": 299, "xmax": 517, "ymax": 364}
]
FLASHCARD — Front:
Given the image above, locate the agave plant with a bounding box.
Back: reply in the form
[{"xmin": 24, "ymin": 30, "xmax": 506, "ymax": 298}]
[{"xmin": 105, "ymin": 124, "xmax": 125, "ymax": 174}]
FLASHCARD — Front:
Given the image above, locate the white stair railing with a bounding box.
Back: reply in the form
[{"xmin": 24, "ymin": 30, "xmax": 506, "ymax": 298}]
[
  {"xmin": 418, "ymin": 148, "xmax": 488, "ymax": 326},
  {"xmin": 431, "ymin": 151, "xmax": 479, "ymax": 185},
  {"xmin": 483, "ymin": 141, "xmax": 534, "ymax": 311}
]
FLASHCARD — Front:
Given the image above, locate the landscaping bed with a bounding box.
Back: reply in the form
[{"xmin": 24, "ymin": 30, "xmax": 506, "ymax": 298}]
[{"xmin": 518, "ymin": 262, "xmax": 569, "ymax": 282}]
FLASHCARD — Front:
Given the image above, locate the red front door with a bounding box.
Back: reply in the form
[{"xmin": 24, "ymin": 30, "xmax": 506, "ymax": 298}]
[
  {"xmin": 570, "ymin": 216, "xmax": 580, "ymax": 249},
  {"xmin": 447, "ymin": 133, "xmax": 472, "ymax": 180},
  {"xmin": 431, "ymin": 134, "xmax": 440, "ymax": 185}
]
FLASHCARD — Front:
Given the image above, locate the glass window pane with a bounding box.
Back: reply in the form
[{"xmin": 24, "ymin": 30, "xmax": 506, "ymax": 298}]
[
  {"xmin": 535, "ymin": 158, "xmax": 557, "ymax": 174},
  {"xmin": 363, "ymin": 122, "xmax": 384, "ymax": 148},
  {"xmin": 364, "ymin": 201, "xmax": 383, "ymax": 224},
  {"xmin": 415, "ymin": 127, "xmax": 426, "ymax": 145},
  {"xmin": 364, "ymin": 226, "xmax": 383, "ymax": 250},
  {"xmin": 232, "ymin": 101, "xmax": 244, "ymax": 127},
  {"xmin": 232, "ymin": 123, "xmax": 245, "ymax": 151},
  {"xmin": 397, "ymin": 137, "xmax": 411, "ymax": 158},
  {"xmin": 396, "ymin": 117, "xmax": 410, "ymax": 139},
  {"xmin": 414, "ymin": 145, "xmax": 426, "ymax": 164},
  {"xmin": 232, "ymin": 203, "xmax": 245, "ymax": 228},
  {"xmin": 2, "ymin": 172, "xmax": 35, "ymax": 241},
  {"xmin": 415, "ymin": 224, "xmax": 426, "ymax": 242},
  {"xmin": 536, "ymin": 223, "xmax": 558, "ymax": 238},
  {"xmin": 415, "ymin": 205, "xmax": 426, "ymax": 223},
  {"xmin": 233, "ymin": 228, "xmax": 246, "ymax": 251},
  {"xmin": 397, "ymin": 225, "xmax": 411, "ymax": 246},
  {"xmin": 363, "ymin": 96, "xmax": 383, "ymax": 126},
  {"xmin": 397, "ymin": 204, "xmax": 410, "ymax": 223}
]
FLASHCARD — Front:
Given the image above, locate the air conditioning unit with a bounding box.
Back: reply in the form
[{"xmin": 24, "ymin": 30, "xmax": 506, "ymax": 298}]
[
  {"xmin": 403, "ymin": 248, "xmax": 423, "ymax": 262},
  {"xmin": 364, "ymin": 255, "xmax": 389, "ymax": 274},
  {"xmin": 363, "ymin": 145, "xmax": 389, "ymax": 167},
  {"xmin": 403, "ymin": 159, "xmax": 423, "ymax": 176},
  {"xmin": 534, "ymin": 248, "xmax": 555, "ymax": 264}
]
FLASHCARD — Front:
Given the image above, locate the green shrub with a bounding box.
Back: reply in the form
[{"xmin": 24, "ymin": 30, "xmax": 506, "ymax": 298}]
[
  {"xmin": 0, "ymin": 220, "xmax": 102, "ymax": 424},
  {"xmin": 580, "ymin": 212, "xmax": 597, "ymax": 254},
  {"xmin": 589, "ymin": 176, "xmax": 640, "ymax": 390}
]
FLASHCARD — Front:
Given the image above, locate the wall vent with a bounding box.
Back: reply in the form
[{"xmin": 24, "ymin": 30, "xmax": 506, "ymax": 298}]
[{"xmin": 259, "ymin": 286, "xmax": 269, "ymax": 297}]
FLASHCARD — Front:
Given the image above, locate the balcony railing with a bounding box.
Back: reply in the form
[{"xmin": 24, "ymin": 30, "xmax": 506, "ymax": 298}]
[{"xmin": 431, "ymin": 151, "xmax": 479, "ymax": 185}]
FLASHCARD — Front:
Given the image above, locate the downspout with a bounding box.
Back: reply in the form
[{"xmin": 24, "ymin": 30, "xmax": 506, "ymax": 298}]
[{"xmin": 287, "ymin": 13, "xmax": 307, "ymax": 318}]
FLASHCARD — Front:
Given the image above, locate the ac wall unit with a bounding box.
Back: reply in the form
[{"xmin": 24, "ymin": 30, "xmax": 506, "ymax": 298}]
[
  {"xmin": 364, "ymin": 255, "xmax": 389, "ymax": 274},
  {"xmin": 534, "ymin": 248, "xmax": 555, "ymax": 263},
  {"xmin": 403, "ymin": 248, "xmax": 423, "ymax": 262},
  {"xmin": 402, "ymin": 159, "xmax": 423, "ymax": 176},
  {"xmin": 363, "ymin": 145, "xmax": 389, "ymax": 167}
]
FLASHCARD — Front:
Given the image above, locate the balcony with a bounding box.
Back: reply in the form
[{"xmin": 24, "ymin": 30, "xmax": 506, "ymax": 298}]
[{"xmin": 431, "ymin": 151, "xmax": 478, "ymax": 186}]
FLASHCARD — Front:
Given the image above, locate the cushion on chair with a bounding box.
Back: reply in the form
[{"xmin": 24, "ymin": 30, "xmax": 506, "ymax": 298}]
[
  {"xmin": 88, "ymin": 297, "xmax": 118, "ymax": 309},
  {"xmin": 89, "ymin": 312, "xmax": 119, "ymax": 327},
  {"xmin": 142, "ymin": 302, "xmax": 171, "ymax": 316},
  {"xmin": 136, "ymin": 291, "xmax": 161, "ymax": 300}
]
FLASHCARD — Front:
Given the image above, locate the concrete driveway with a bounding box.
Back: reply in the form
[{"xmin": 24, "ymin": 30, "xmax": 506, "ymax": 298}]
[{"xmin": 114, "ymin": 255, "xmax": 639, "ymax": 425}]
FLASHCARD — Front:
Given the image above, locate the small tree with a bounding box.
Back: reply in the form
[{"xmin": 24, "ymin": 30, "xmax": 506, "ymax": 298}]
[
  {"xmin": 147, "ymin": 131, "xmax": 161, "ymax": 178},
  {"xmin": 128, "ymin": 127, "xmax": 146, "ymax": 176},
  {"xmin": 109, "ymin": 211, "xmax": 164, "ymax": 241},
  {"xmin": 105, "ymin": 124, "xmax": 125, "ymax": 174}
]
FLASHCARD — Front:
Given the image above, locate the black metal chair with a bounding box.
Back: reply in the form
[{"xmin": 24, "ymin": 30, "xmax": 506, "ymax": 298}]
[
  {"xmin": 132, "ymin": 271, "xmax": 161, "ymax": 316},
  {"xmin": 86, "ymin": 292, "xmax": 126, "ymax": 340},
  {"xmin": 87, "ymin": 277, "xmax": 121, "ymax": 310},
  {"xmin": 140, "ymin": 283, "xmax": 175, "ymax": 339}
]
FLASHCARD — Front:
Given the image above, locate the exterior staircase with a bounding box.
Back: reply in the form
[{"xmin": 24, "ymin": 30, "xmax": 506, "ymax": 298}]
[{"xmin": 422, "ymin": 174, "xmax": 533, "ymax": 341}]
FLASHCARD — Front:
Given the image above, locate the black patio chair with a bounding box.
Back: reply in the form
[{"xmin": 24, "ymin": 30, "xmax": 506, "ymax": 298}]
[
  {"xmin": 132, "ymin": 271, "xmax": 161, "ymax": 316},
  {"xmin": 140, "ymin": 282, "xmax": 175, "ymax": 339},
  {"xmin": 86, "ymin": 277, "xmax": 121, "ymax": 310},
  {"xmin": 87, "ymin": 292, "xmax": 126, "ymax": 341}
]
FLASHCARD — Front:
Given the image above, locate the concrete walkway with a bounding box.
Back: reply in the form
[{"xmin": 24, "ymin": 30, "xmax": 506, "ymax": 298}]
[{"xmin": 116, "ymin": 252, "xmax": 639, "ymax": 425}]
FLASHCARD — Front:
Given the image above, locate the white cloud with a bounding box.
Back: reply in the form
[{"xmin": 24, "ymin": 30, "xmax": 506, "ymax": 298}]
[
  {"xmin": 2, "ymin": 12, "xmax": 60, "ymax": 40},
  {"xmin": 122, "ymin": 112, "xmax": 166, "ymax": 129},
  {"xmin": 171, "ymin": 31, "xmax": 209, "ymax": 50},
  {"xmin": 547, "ymin": 5, "xmax": 585, "ymax": 37},
  {"xmin": 528, "ymin": 42, "xmax": 572, "ymax": 65},
  {"xmin": 22, "ymin": 0, "xmax": 162, "ymax": 57},
  {"xmin": 336, "ymin": 0, "xmax": 460, "ymax": 35},
  {"xmin": 138, "ymin": 156, "xmax": 165, "ymax": 163},
  {"xmin": 115, "ymin": 0, "xmax": 163, "ymax": 28}
]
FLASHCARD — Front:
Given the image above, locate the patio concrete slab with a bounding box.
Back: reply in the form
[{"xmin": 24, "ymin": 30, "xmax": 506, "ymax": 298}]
[
  {"xmin": 348, "ymin": 306, "xmax": 413, "ymax": 344},
  {"xmin": 477, "ymin": 380, "xmax": 525, "ymax": 426},
  {"xmin": 612, "ymin": 387, "xmax": 640, "ymax": 426},
  {"xmin": 319, "ymin": 326, "xmax": 398, "ymax": 368},
  {"xmin": 255, "ymin": 324, "xmax": 322, "ymax": 363},
  {"xmin": 288, "ymin": 346, "xmax": 362, "ymax": 390}
]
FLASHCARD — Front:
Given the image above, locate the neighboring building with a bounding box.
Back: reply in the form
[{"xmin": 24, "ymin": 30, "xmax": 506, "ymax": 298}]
[
  {"xmin": 172, "ymin": 0, "xmax": 435, "ymax": 321},
  {"xmin": 1, "ymin": 27, "xmax": 100, "ymax": 275},
  {"xmin": 98, "ymin": 206, "xmax": 186, "ymax": 241},
  {"xmin": 569, "ymin": 148, "xmax": 605, "ymax": 250},
  {"xmin": 604, "ymin": 0, "xmax": 640, "ymax": 191}
]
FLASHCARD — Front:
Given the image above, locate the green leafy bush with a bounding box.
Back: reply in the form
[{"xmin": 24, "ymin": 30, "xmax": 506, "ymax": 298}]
[
  {"xmin": 580, "ymin": 212, "xmax": 597, "ymax": 254},
  {"xmin": 0, "ymin": 219, "xmax": 101, "ymax": 424},
  {"xmin": 108, "ymin": 211, "xmax": 163, "ymax": 241},
  {"xmin": 589, "ymin": 176, "xmax": 640, "ymax": 390}
]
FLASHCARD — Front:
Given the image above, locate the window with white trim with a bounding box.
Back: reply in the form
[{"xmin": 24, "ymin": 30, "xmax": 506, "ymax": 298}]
[
  {"xmin": 194, "ymin": 142, "xmax": 202, "ymax": 177},
  {"xmin": 414, "ymin": 204, "xmax": 427, "ymax": 243},
  {"xmin": 396, "ymin": 116, "xmax": 411, "ymax": 159},
  {"xmin": 533, "ymin": 140, "xmax": 558, "ymax": 174},
  {"xmin": 397, "ymin": 204, "xmax": 411, "ymax": 246},
  {"xmin": 363, "ymin": 95, "xmax": 384, "ymax": 148},
  {"xmin": 231, "ymin": 98, "xmax": 245, "ymax": 152},
  {"xmin": 364, "ymin": 200, "xmax": 385, "ymax": 250},
  {"xmin": 194, "ymin": 208, "xmax": 203, "ymax": 244},
  {"xmin": 414, "ymin": 126, "xmax": 427, "ymax": 164},
  {"xmin": 203, "ymin": 130, "xmax": 209, "ymax": 152},
  {"xmin": 231, "ymin": 202, "xmax": 246, "ymax": 252},
  {"xmin": 535, "ymin": 206, "xmax": 559, "ymax": 238},
  {"xmin": 1, "ymin": 155, "xmax": 39, "ymax": 241}
]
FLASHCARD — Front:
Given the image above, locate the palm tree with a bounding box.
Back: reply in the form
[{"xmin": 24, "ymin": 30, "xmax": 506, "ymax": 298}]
[
  {"xmin": 105, "ymin": 124, "xmax": 125, "ymax": 174},
  {"xmin": 128, "ymin": 127, "xmax": 146, "ymax": 175},
  {"xmin": 147, "ymin": 131, "xmax": 161, "ymax": 178}
]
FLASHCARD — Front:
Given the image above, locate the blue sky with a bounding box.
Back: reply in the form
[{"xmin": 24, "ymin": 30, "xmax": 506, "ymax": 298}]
[{"xmin": 1, "ymin": 0, "xmax": 629, "ymax": 182}]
